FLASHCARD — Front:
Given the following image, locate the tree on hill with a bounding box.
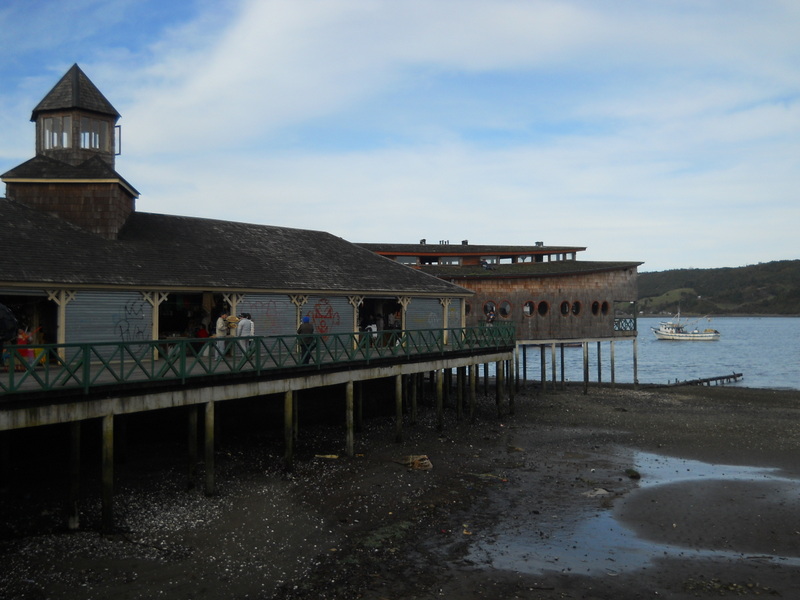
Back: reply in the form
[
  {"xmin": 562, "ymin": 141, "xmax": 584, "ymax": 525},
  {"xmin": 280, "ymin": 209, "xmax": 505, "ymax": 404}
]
[{"xmin": 637, "ymin": 260, "xmax": 800, "ymax": 315}]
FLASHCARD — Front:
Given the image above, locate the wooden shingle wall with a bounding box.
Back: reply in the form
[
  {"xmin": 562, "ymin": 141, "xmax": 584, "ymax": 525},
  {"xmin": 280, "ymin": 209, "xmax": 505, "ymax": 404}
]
[{"xmin": 464, "ymin": 268, "xmax": 638, "ymax": 340}]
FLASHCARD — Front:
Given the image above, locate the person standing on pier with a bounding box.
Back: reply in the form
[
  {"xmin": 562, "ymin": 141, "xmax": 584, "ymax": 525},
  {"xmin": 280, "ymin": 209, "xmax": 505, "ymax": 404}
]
[
  {"xmin": 297, "ymin": 316, "xmax": 315, "ymax": 364},
  {"xmin": 236, "ymin": 313, "xmax": 255, "ymax": 355},
  {"xmin": 215, "ymin": 311, "xmax": 229, "ymax": 360}
]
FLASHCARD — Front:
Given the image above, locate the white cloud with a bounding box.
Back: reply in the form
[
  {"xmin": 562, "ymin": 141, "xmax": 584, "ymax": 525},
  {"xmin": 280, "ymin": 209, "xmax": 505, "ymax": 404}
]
[{"xmin": 2, "ymin": 0, "xmax": 799, "ymax": 272}]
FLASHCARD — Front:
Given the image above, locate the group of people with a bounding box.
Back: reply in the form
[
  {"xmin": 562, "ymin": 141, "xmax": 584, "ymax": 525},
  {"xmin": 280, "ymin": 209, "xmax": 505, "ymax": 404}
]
[
  {"xmin": 211, "ymin": 311, "xmax": 255, "ymax": 360},
  {"xmin": 209, "ymin": 310, "xmax": 315, "ymax": 364}
]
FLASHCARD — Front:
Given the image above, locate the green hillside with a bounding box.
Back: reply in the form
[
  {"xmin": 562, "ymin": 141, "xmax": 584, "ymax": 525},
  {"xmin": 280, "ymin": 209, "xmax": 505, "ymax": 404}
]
[{"xmin": 637, "ymin": 260, "xmax": 800, "ymax": 316}]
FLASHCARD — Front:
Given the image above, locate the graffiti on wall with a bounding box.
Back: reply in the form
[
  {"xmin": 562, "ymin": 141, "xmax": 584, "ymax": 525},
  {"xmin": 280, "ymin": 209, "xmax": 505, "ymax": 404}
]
[
  {"xmin": 113, "ymin": 298, "xmax": 149, "ymax": 342},
  {"xmin": 304, "ymin": 298, "xmax": 340, "ymax": 335}
]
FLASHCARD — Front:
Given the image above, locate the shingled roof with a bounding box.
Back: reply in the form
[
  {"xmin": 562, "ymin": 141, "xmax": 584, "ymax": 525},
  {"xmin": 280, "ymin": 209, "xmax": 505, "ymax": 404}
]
[
  {"xmin": 1, "ymin": 155, "xmax": 139, "ymax": 196},
  {"xmin": 0, "ymin": 197, "xmax": 470, "ymax": 296},
  {"xmin": 420, "ymin": 261, "xmax": 642, "ymax": 279},
  {"xmin": 30, "ymin": 64, "xmax": 119, "ymax": 121}
]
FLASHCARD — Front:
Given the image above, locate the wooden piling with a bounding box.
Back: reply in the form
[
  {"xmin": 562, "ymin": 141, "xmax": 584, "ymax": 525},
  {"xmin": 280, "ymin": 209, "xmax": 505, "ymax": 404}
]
[
  {"xmin": 101, "ymin": 414, "xmax": 114, "ymax": 533},
  {"xmin": 346, "ymin": 380, "xmax": 355, "ymax": 456},
  {"xmin": 68, "ymin": 421, "xmax": 81, "ymax": 530},
  {"xmin": 283, "ymin": 391, "xmax": 293, "ymax": 471},
  {"xmin": 204, "ymin": 401, "xmax": 215, "ymax": 495},
  {"xmin": 187, "ymin": 405, "xmax": 198, "ymax": 490},
  {"xmin": 395, "ymin": 375, "xmax": 403, "ymax": 442}
]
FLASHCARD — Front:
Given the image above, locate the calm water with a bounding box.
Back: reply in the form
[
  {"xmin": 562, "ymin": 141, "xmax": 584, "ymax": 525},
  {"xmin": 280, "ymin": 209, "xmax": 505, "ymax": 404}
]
[{"xmin": 518, "ymin": 317, "xmax": 800, "ymax": 391}]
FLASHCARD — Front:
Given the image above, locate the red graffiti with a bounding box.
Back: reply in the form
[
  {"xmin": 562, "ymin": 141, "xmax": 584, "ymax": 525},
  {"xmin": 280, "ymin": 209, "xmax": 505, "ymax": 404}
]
[{"xmin": 306, "ymin": 298, "xmax": 340, "ymax": 335}]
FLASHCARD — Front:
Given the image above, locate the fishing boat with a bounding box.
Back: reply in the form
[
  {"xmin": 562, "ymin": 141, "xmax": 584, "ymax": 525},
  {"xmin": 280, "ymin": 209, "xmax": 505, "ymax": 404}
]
[{"xmin": 651, "ymin": 314, "xmax": 720, "ymax": 341}]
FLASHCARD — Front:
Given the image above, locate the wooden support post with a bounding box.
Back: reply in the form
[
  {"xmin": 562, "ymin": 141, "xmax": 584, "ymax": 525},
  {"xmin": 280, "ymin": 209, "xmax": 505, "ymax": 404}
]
[
  {"xmin": 596, "ymin": 341, "xmax": 602, "ymax": 384},
  {"xmin": 283, "ymin": 390, "xmax": 294, "ymax": 472},
  {"xmin": 560, "ymin": 344, "xmax": 565, "ymax": 390},
  {"xmin": 456, "ymin": 367, "xmax": 464, "ymax": 421},
  {"xmin": 551, "ymin": 343, "xmax": 557, "ymax": 392},
  {"xmin": 436, "ymin": 370, "xmax": 444, "ymax": 432},
  {"xmin": 522, "ymin": 344, "xmax": 527, "ymax": 388},
  {"xmin": 293, "ymin": 391, "xmax": 299, "ymax": 440},
  {"xmin": 187, "ymin": 405, "xmax": 198, "ymax": 490},
  {"xmin": 495, "ymin": 360, "xmax": 504, "ymax": 417},
  {"xmin": 633, "ymin": 337, "xmax": 639, "ymax": 389},
  {"xmin": 583, "ymin": 342, "xmax": 589, "ymax": 395},
  {"xmin": 469, "ymin": 364, "xmax": 477, "ymax": 423},
  {"xmin": 540, "ymin": 345, "xmax": 546, "ymax": 389},
  {"xmin": 395, "ymin": 374, "xmax": 403, "ymax": 442},
  {"xmin": 411, "ymin": 373, "xmax": 418, "ymax": 425},
  {"xmin": 346, "ymin": 380, "xmax": 355, "ymax": 456},
  {"xmin": 483, "ymin": 362, "xmax": 489, "ymax": 396},
  {"xmin": 508, "ymin": 358, "xmax": 516, "ymax": 415},
  {"xmin": 101, "ymin": 414, "xmax": 114, "ymax": 533},
  {"xmin": 204, "ymin": 401, "xmax": 215, "ymax": 495},
  {"xmin": 356, "ymin": 381, "xmax": 363, "ymax": 432},
  {"xmin": 68, "ymin": 421, "xmax": 81, "ymax": 530},
  {"xmin": 610, "ymin": 341, "xmax": 616, "ymax": 388}
]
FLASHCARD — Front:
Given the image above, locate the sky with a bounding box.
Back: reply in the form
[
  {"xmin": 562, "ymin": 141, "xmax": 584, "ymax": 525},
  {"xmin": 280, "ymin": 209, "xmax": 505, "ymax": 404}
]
[{"xmin": 1, "ymin": 0, "xmax": 798, "ymax": 273}]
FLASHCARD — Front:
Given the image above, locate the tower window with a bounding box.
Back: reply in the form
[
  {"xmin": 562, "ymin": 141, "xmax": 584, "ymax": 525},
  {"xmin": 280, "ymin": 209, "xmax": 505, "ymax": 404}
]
[
  {"xmin": 80, "ymin": 116, "xmax": 109, "ymax": 151},
  {"xmin": 42, "ymin": 116, "xmax": 72, "ymax": 149}
]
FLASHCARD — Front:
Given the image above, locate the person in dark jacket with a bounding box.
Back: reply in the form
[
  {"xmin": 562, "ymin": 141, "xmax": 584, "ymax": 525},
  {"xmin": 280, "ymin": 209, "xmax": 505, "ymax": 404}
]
[{"xmin": 297, "ymin": 316, "xmax": 315, "ymax": 364}]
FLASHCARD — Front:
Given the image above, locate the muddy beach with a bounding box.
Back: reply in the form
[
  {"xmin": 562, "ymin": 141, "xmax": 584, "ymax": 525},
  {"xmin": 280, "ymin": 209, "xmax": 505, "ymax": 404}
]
[{"xmin": 1, "ymin": 383, "xmax": 799, "ymax": 599}]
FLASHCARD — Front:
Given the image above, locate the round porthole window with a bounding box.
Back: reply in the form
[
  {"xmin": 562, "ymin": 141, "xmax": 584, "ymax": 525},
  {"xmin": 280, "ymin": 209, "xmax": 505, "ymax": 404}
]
[
  {"xmin": 601, "ymin": 301, "xmax": 610, "ymax": 315},
  {"xmin": 538, "ymin": 301, "xmax": 549, "ymax": 316},
  {"xmin": 523, "ymin": 301, "xmax": 535, "ymax": 317},
  {"xmin": 592, "ymin": 301, "xmax": 600, "ymax": 315},
  {"xmin": 572, "ymin": 301, "xmax": 581, "ymax": 316},
  {"xmin": 560, "ymin": 301, "xmax": 570, "ymax": 316},
  {"xmin": 499, "ymin": 301, "xmax": 512, "ymax": 318}
]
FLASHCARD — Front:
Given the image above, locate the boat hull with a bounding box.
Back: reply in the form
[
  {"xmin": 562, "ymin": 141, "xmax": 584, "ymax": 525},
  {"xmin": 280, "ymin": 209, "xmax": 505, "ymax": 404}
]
[{"xmin": 651, "ymin": 327, "xmax": 720, "ymax": 341}]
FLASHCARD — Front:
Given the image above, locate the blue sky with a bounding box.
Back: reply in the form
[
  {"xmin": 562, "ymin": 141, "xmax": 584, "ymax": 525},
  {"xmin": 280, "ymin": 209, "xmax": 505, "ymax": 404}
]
[{"xmin": 1, "ymin": 0, "xmax": 798, "ymax": 272}]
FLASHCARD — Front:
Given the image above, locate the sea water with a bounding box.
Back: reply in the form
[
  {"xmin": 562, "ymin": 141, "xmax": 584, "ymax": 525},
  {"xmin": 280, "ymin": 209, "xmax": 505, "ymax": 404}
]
[{"xmin": 515, "ymin": 317, "xmax": 800, "ymax": 391}]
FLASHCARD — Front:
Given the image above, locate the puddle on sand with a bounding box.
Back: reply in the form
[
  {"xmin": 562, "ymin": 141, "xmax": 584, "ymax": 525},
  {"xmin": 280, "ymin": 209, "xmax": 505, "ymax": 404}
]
[{"xmin": 467, "ymin": 451, "xmax": 800, "ymax": 576}]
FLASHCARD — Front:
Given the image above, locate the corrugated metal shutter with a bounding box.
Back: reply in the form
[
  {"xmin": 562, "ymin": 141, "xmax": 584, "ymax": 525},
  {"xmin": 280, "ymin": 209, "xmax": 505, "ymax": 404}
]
[
  {"xmin": 302, "ymin": 296, "xmax": 353, "ymax": 335},
  {"xmin": 406, "ymin": 298, "xmax": 443, "ymax": 330},
  {"xmin": 447, "ymin": 298, "xmax": 462, "ymax": 328},
  {"xmin": 238, "ymin": 294, "xmax": 295, "ymax": 336},
  {"xmin": 66, "ymin": 290, "xmax": 152, "ymax": 344},
  {"xmin": 0, "ymin": 288, "xmax": 48, "ymax": 297}
]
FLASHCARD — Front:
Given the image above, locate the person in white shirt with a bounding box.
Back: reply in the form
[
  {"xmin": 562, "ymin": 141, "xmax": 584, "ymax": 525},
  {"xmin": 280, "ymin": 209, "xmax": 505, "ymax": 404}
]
[{"xmin": 236, "ymin": 313, "xmax": 255, "ymax": 355}]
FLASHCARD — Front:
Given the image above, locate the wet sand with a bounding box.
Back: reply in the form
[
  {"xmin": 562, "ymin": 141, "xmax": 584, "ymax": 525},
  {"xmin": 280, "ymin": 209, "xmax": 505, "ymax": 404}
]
[{"xmin": 1, "ymin": 383, "xmax": 799, "ymax": 599}]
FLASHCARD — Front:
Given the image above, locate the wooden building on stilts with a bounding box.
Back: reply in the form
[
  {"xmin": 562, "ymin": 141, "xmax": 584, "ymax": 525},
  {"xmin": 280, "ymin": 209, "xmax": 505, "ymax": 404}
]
[{"xmin": 360, "ymin": 240, "xmax": 642, "ymax": 391}]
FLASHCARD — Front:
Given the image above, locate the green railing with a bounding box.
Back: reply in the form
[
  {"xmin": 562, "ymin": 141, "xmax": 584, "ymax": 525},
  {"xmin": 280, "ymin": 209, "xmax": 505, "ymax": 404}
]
[
  {"xmin": 1, "ymin": 324, "xmax": 515, "ymax": 397},
  {"xmin": 614, "ymin": 317, "xmax": 637, "ymax": 332}
]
